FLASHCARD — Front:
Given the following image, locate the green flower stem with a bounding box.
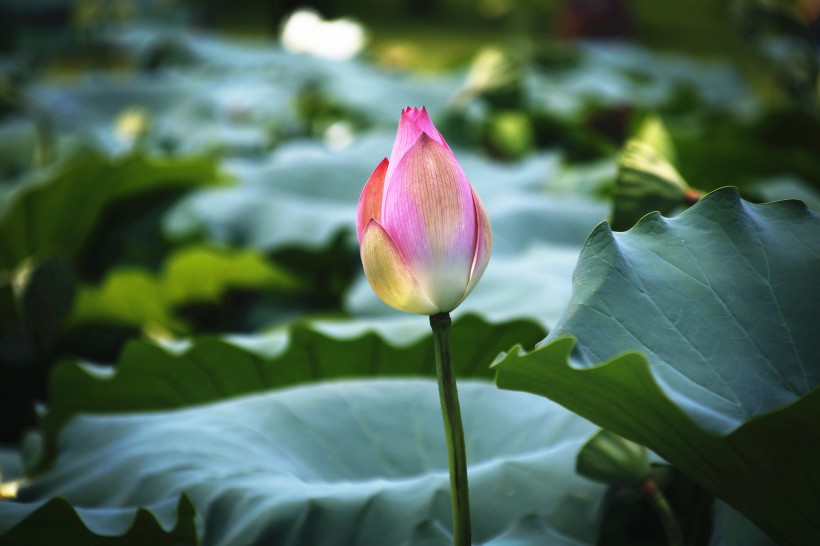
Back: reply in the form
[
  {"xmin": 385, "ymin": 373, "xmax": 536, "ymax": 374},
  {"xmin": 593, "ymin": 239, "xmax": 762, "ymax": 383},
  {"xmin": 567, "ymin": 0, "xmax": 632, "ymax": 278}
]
[
  {"xmin": 641, "ymin": 477, "xmax": 683, "ymax": 546},
  {"xmin": 430, "ymin": 312, "xmax": 471, "ymax": 546}
]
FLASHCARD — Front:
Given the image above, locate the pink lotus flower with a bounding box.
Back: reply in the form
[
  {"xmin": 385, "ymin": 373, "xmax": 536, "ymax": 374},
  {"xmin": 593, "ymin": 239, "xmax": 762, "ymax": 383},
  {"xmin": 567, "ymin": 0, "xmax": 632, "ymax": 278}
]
[{"xmin": 356, "ymin": 107, "xmax": 492, "ymax": 315}]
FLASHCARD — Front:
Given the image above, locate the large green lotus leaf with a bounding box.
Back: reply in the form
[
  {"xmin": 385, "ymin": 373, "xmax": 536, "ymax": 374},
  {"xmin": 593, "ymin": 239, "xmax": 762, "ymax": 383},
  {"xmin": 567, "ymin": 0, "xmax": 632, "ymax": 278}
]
[
  {"xmin": 69, "ymin": 245, "xmax": 303, "ymax": 333},
  {"xmin": 495, "ymin": 340, "xmax": 820, "ymax": 544},
  {"xmin": 550, "ymin": 187, "xmax": 820, "ymax": 434},
  {"xmin": 710, "ymin": 501, "xmax": 776, "ymax": 546},
  {"xmin": 35, "ymin": 314, "xmax": 544, "ymax": 471},
  {"xmin": 0, "ymin": 495, "xmax": 197, "ymax": 546},
  {"xmin": 18, "ymin": 379, "xmax": 605, "ymax": 546},
  {"xmin": 494, "ymin": 188, "xmax": 820, "ymax": 543},
  {"xmin": 0, "ymin": 151, "xmax": 222, "ymax": 270}
]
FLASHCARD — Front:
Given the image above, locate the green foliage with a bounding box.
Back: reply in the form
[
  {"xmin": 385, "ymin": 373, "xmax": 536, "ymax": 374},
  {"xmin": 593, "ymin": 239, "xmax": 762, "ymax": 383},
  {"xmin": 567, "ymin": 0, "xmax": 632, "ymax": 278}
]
[
  {"xmin": 19, "ymin": 380, "xmax": 605, "ymax": 546},
  {"xmin": 2, "ymin": 20, "xmax": 819, "ymax": 546},
  {"xmin": 16, "ymin": 258, "xmax": 76, "ymax": 344},
  {"xmin": 0, "ymin": 151, "xmax": 223, "ymax": 271},
  {"xmin": 529, "ymin": 109, "xmax": 618, "ymax": 163},
  {"xmin": 633, "ymin": 115, "xmax": 677, "ymax": 164},
  {"xmin": 0, "ymin": 496, "xmax": 197, "ymax": 546},
  {"xmin": 69, "ymin": 245, "xmax": 304, "ymax": 333},
  {"xmin": 575, "ymin": 430, "xmax": 650, "ymax": 487},
  {"xmin": 673, "ymin": 110, "xmax": 820, "ymax": 191},
  {"xmin": 610, "ymin": 115, "xmax": 694, "ymax": 231},
  {"xmin": 495, "ymin": 188, "xmax": 820, "ymax": 544},
  {"xmin": 497, "ymin": 340, "xmax": 820, "ymax": 545},
  {"xmin": 35, "ymin": 314, "xmax": 544, "ymax": 472},
  {"xmin": 484, "ymin": 111, "xmax": 534, "ymax": 160}
]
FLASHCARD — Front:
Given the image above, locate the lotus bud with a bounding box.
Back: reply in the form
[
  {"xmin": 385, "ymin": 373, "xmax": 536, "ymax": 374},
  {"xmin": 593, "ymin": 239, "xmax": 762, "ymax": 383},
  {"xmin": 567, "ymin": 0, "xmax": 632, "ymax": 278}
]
[{"xmin": 356, "ymin": 106, "xmax": 492, "ymax": 315}]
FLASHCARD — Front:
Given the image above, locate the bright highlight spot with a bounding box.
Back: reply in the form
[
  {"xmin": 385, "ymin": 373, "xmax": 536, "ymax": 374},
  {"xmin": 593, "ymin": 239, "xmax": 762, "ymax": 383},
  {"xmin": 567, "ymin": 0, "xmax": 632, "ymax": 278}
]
[{"xmin": 280, "ymin": 10, "xmax": 367, "ymax": 61}]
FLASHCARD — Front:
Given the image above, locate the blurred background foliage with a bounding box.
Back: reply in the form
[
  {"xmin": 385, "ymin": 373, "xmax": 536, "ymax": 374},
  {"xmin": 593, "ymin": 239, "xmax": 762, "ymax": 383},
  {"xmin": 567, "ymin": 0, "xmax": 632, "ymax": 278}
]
[{"xmin": 0, "ymin": 0, "xmax": 818, "ymax": 544}]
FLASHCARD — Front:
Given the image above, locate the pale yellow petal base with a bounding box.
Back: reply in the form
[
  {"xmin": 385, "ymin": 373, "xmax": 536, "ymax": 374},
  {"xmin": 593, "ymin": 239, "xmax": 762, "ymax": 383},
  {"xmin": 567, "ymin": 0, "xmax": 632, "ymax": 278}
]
[{"xmin": 360, "ymin": 220, "xmax": 439, "ymax": 315}]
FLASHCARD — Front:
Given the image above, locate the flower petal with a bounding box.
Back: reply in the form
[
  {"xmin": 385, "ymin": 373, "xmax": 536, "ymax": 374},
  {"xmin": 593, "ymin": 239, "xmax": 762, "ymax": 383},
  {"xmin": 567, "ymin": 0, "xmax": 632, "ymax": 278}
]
[
  {"xmin": 406, "ymin": 107, "xmax": 448, "ymax": 148},
  {"xmin": 386, "ymin": 107, "xmax": 449, "ymax": 185},
  {"xmin": 381, "ymin": 133, "xmax": 477, "ymax": 312},
  {"xmin": 356, "ymin": 158, "xmax": 388, "ymax": 242},
  {"xmin": 360, "ymin": 219, "xmax": 439, "ymax": 315},
  {"xmin": 463, "ymin": 188, "xmax": 492, "ymax": 299}
]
